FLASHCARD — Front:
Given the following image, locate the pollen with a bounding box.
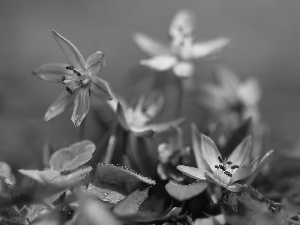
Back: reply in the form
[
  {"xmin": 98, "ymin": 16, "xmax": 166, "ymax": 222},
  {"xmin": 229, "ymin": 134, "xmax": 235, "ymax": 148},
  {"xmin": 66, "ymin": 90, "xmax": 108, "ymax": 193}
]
[
  {"xmin": 61, "ymin": 76, "xmax": 65, "ymax": 83},
  {"xmin": 66, "ymin": 66, "xmax": 74, "ymax": 70},
  {"xmin": 218, "ymin": 156, "xmax": 223, "ymax": 163},
  {"xmin": 73, "ymin": 70, "xmax": 81, "ymax": 76},
  {"xmin": 66, "ymin": 87, "xmax": 74, "ymax": 94}
]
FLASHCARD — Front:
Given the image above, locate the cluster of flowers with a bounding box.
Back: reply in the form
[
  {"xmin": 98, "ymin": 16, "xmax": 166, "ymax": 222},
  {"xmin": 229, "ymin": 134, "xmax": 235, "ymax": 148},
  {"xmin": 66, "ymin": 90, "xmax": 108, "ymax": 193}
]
[{"xmin": 0, "ymin": 9, "xmax": 285, "ymax": 225}]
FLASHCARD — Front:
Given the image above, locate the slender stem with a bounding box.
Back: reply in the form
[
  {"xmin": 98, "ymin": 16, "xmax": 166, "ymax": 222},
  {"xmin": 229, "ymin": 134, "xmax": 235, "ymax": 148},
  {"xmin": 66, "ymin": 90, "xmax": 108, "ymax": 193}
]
[
  {"xmin": 77, "ymin": 117, "xmax": 86, "ymax": 141},
  {"xmin": 174, "ymin": 77, "xmax": 184, "ymax": 118}
]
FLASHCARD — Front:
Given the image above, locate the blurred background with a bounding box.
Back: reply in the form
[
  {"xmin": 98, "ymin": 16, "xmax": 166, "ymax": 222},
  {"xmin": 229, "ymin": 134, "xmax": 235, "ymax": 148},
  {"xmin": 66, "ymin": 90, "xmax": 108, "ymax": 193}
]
[{"xmin": 1, "ymin": 0, "xmax": 300, "ymax": 170}]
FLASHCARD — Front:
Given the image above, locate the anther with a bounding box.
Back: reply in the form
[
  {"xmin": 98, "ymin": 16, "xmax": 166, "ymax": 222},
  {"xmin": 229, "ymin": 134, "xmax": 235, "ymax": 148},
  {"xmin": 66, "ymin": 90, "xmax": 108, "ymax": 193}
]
[
  {"xmin": 66, "ymin": 87, "xmax": 74, "ymax": 94},
  {"xmin": 78, "ymin": 80, "xmax": 84, "ymax": 88},
  {"xmin": 231, "ymin": 165, "xmax": 239, "ymax": 170},
  {"xmin": 61, "ymin": 76, "xmax": 65, "ymax": 83},
  {"xmin": 219, "ymin": 165, "xmax": 226, "ymax": 171},
  {"xmin": 224, "ymin": 171, "xmax": 232, "ymax": 177},
  {"xmin": 73, "ymin": 70, "xmax": 81, "ymax": 76},
  {"xmin": 215, "ymin": 165, "xmax": 219, "ymax": 169},
  {"xmin": 218, "ymin": 156, "xmax": 223, "ymax": 163},
  {"xmin": 66, "ymin": 66, "xmax": 74, "ymax": 70},
  {"xmin": 227, "ymin": 161, "xmax": 232, "ymax": 165}
]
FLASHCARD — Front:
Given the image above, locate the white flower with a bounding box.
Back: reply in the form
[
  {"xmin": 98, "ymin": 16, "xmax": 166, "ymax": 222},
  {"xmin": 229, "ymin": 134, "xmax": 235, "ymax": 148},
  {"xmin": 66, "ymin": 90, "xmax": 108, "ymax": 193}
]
[{"xmin": 133, "ymin": 10, "xmax": 231, "ymax": 78}]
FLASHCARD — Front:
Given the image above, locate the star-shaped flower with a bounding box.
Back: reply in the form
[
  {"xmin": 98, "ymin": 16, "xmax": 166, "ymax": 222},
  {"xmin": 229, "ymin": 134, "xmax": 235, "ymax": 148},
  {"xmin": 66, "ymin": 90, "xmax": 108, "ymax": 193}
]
[
  {"xmin": 33, "ymin": 31, "xmax": 112, "ymax": 127},
  {"xmin": 177, "ymin": 131, "xmax": 264, "ymax": 192},
  {"xmin": 133, "ymin": 10, "xmax": 231, "ymax": 78},
  {"xmin": 199, "ymin": 66, "xmax": 261, "ymax": 123},
  {"xmin": 108, "ymin": 91, "xmax": 185, "ymax": 137},
  {"xmin": 157, "ymin": 126, "xmax": 191, "ymax": 181}
]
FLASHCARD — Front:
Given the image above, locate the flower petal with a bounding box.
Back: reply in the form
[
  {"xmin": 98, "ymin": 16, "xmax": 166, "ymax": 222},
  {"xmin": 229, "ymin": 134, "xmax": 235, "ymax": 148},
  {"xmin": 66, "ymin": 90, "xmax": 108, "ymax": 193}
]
[
  {"xmin": 130, "ymin": 126, "xmax": 155, "ymax": 138},
  {"xmin": 52, "ymin": 30, "xmax": 86, "ymax": 71},
  {"xmin": 90, "ymin": 77, "xmax": 113, "ymax": 100},
  {"xmin": 44, "ymin": 91, "xmax": 75, "ymax": 122},
  {"xmin": 143, "ymin": 117, "xmax": 185, "ymax": 134},
  {"xmin": 133, "ymin": 32, "xmax": 170, "ymax": 57},
  {"xmin": 228, "ymin": 136, "xmax": 252, "ymax": 167},
  {"xmin": 191, "ymin": 124, "xmax": 209, "ymax": 170},
  {"xmin": 204, "ymin": 171, "xmax": 226, "ymax": 188},
  {"xmin": 173, "ymin": 61, "xmax": 194, "ymax": 78},
  {"xmin": 192, "ymin": 37, "xmax": 231, "ymax": 59},
  {"xmin": 169, "ymin": 10, "xmax": 195, "ymax": 41},
  {"xmin": 71, "ymin": 88, "xmax": 90, "ymax": 127},
  {"xmin": 231, "ymin": 158, "xmax": 261, "ymax": 183},
  {"xmin": 177, "ymin": 165, "xmax": 206, "ymax": 180},
  {"xmin": 201, "ymin": 134, "xmax": 221, "ymax": 172},
  {"xmin": 226, "ymin": 183, "xmax": 247, "ymax": 192},
  {"xmin": 214, "ymin": 65, "xmax": 240, "ymax": 92},
  {"xmin": 32, "ymin": 63, "xmax": 72, "ymax": 83},
  {"xmin": 140, "ymin": 55, "xmax": 177, "ymax": 71},
  {"xmin": 85, "ymin": 51, "xmax": 105, "ymax": 77},
  {"xmin": 238, "ymin": 78, "xmax": 261, "ymax": 107},
  {"xmin": 116, "ymin": 102, "xmax": 130, "ymax": 130}
]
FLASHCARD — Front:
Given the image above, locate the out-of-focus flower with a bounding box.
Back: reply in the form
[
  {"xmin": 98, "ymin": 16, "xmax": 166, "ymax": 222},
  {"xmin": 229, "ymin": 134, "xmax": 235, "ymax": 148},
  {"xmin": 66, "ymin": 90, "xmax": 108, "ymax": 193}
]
[
  {"xmin": 199, "ymin": 66, "xmax": 261, "ymax": 124},
  {"xmin": 33, "ymin": 30, "xmax": 112, "ymax": 127},
  {"xmin": 133, "ymin": 10, "xmax": 231, "ymax": 79},
  {"xmin": 157, "ymin": 127, "xmax": 191, "ymax": 181},
  {"xmin": 108, "ymin": 91, "xmax": 185, "ymax": 137},
  {"xmin": 177, "ymin": 133, "xmax": 264, "ymax": 192}
]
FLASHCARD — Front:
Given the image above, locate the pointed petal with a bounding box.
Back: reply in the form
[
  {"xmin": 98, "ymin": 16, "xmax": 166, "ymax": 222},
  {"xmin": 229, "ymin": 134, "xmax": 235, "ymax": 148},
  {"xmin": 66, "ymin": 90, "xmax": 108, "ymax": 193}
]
[
  {"xmin": 177, "ymin": 165, "xmax": 206, "ymax": 180},
  {"xmin": 133, "ymin": 32, "xmax": 170, "ymax": 57},
  {"xmin": 140, "ymin": 55, "xmax": 177, "ymax": 71},
  {"xmin": 44, "ymin": 91, "xmax": 75, "ymax": 122},
  {"xmin": 192, "ymin": 37, "xmax": 231, "ymax": 58},
  {"xmin": 226, "ymin": 183, "xmax": 247, "ymax": 192},
  {"xmin": 85, "ymin": 51, "xmax": 105, "ymax": 77},
  {"xmin": 204, "ymin": 171, "xmax": 226, "ymax": 188},
  {"xmin": 231, "ymin": 158, "xmax": 261, "ymax": 183},
  {"xmin": 214, "ymin": 65, "xmax": 240, "ymax": 92},
  {"xmin": 173, "ymin": 61, "xmax": 194, "ymax": 78},
  {"xmin": 71, "ymin": 88, "xmax": 90, "ymax": 127},
  {"xmin": 238, "ymin": 78, "xmax": 261, "ymax": 107},
  {"xmin": 116, "ymin": 102, "xmax": 130, "ymax": 130},
  {"xmin": 130, "ymin": 126, "xmax": 155, "ymax": 138},
  {"xmin": 169, "ymin": 10, "xmax": 196, "ymax": 40},
  {"xmin": 90, "ymin": 77, "xmax": 113, "ymax": 100},
  {"xmin": 191, "ymin": 124, "xmax": 208, "ymax": 170},
  {"xmin": 201, "ymin": 134, "xmax": 221, "ymax": 171},
  {"xmin": 143, "ymin": 117, "xmax": 185, "ymax": 134},
  {"xmin": 52, "ymin": 30, "xmax": 86, "ymax": 71},
  {"xmin": 32, "ymin": 63, "xmax": 73, "ymax": 82},
  {"xmin": 228, "ymin": 136, "xmax": 252, "ymax": 167}
]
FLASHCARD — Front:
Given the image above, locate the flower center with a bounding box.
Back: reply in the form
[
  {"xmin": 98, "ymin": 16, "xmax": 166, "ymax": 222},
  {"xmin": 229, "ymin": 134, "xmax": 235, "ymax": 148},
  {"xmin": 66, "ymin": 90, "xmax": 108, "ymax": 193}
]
[
  {"xmin": 61, "ymin": 66, "xmax": 90, "ymax": 94},
  {"xmin": 214, "ymin": 156, "xmax": 239, "ymax": 177}
]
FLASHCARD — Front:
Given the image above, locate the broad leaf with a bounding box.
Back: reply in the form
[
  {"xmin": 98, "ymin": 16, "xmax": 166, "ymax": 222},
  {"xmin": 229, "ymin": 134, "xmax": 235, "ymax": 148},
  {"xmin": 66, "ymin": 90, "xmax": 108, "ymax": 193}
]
[{"xmin": 49, "ymin": 140, "xmax": 95, "ymax": 171}]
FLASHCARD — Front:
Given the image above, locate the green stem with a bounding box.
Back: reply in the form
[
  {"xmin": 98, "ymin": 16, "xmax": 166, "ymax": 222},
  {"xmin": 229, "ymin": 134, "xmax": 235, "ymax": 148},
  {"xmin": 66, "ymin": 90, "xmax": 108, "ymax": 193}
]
[{"xmin": 174, "ymin": 77, "xmax": 184, "ymax": 118}]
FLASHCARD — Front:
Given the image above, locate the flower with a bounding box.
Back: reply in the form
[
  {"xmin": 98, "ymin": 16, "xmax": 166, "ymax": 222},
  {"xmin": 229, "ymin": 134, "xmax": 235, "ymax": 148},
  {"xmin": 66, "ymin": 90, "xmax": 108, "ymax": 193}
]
[
  {"xmin": 199, "ymin": 65, "xmax": 261, "ymax": 123},
  {"xmin": 108, "ymin": 91, "xmax": 185, "ymax": 137},
  {"xmin": 177, "ymin": 132, "xmax": 263, "ymax": 192},
  {"xmin": 33, "ymin": 30, "xmax": 112, "ymax": 127},
  {"xmin": 157, "ymin": 126, "xmax": 191, "ymax": 181},
  {"xmin": 133, "ymin": 10, "xmax": 231, "ymax": 78}
]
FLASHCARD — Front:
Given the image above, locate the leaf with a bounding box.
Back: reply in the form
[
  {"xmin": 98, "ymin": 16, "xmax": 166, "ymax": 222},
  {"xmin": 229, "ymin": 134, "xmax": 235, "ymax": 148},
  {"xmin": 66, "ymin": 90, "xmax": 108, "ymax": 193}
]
[
  {"xmin": 94, "ymin": 164, "xmax": 155, "ymax": 194},
  {"xmin": 49, "ymin": 140, "xmax": 95, "ymax": 171},
  {"xmin": 81, "ymin": 183, "xmax": 126, "ymax": 204},
  {"xmin": 0, "ymin": 205, "xmax": 29, "ymax": 225},
  {"xmin": 165, "ymin": 181, "xmax": 207, "ymax": 201},
  {"xmin": 18, "ymin": 170, "xmax": 60, "ymax": 184}
]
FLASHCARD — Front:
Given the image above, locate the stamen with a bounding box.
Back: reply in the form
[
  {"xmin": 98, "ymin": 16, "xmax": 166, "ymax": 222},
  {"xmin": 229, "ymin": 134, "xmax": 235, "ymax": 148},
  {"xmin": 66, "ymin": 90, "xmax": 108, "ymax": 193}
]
[
  {"xmin": 78, "ymin": 80, "xmax": 84, "ymax": 88},
  {"xmin": 66, "ymin": 87, "xmax": 74, "ymax": 94},
  {"xmin": 73, "ymin": 70, "xmax": 81, "ymax": 76},
  {"xmin": 227, "ymin": 161, "xmax": 232, "ymax": 165},
  {"xmin": 61, "ymin": 76, "xmax": 65, "ymax": 83},
  {"xmin": 224, "ymin": 171, "xmax": 232, "ymax": 177},
  {"xmin": 66, "ymin": 66, "xmax": 74, "ymax": 70},
  {"xmin": 231, "ymin": 165, "xmax": 239, "ymax": 170},
  {"xmin": 219, "ymin": 165, "xmax": 226, "ymax": 171},
  {"xmin": 218, "ymin": 156, "xmax": 223, "ymax": 163},
  {"xmin": 215, "ymin": 165, "xmax": 219, "ymax": 169}
]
